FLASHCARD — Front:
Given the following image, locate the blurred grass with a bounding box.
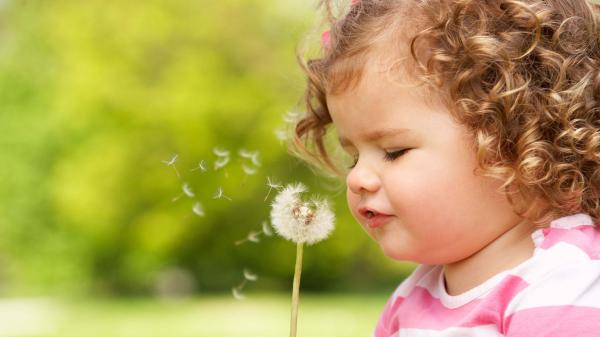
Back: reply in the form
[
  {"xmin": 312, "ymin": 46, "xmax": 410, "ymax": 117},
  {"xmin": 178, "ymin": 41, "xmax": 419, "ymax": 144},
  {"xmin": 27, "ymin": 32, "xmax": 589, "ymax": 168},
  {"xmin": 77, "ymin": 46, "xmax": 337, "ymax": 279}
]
[{"xmin": 5, "ymin": 292, "xmax": 388, "ymax": 337}]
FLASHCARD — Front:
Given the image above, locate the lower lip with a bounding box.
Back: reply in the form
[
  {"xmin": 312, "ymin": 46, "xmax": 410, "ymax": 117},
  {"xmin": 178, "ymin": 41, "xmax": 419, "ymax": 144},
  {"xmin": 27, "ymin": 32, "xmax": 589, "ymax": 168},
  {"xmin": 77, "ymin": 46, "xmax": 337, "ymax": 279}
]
[{"xmin": 366, "ymin": 214, "xmax": 393, "ymax": 229}]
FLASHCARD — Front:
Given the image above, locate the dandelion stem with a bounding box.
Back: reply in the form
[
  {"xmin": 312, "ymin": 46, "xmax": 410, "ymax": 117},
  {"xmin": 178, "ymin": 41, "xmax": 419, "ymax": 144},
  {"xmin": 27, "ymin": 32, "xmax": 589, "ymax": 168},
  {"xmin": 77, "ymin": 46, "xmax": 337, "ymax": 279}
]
[{"xmin": 290, "ymin": 242, "xmax": 304, "ymax": 337}]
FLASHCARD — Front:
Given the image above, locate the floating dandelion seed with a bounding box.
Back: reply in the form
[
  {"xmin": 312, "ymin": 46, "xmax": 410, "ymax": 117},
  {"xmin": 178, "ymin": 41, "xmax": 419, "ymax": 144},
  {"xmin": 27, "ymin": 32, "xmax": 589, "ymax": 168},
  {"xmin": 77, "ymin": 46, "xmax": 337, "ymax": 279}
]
[
  {"xmin": 283, "ymin": 110, "xmax": 301, "ymax": 124},
  {"xmin": 274, "ymin": 128, "xmax": 288, "ymax": 143},
  {"xmin": 192, "ymin": 202, "xmax": 204, "ymax": 217},
  {"xmin": 243, "ymin": 268, "xmax": 258, "ymax": 282},
  {"xmin": 191, "ymin": 160, "xmax": 207, "ymax": 172},
  {"xmin": 161, "ymin": 154, "xmax": 180, "ymax": 178},
  {"xmin": 182, "ymin": 183, "xmax": 195, "ymax": 198},
  {"xmin": 235, "ymin": 230, "xmax": 262, "ymax": 246},
  {"xmin": 238, "ymin": 149, "xmax": 253, "ymax": 159},
  {"xmin": 213, "ymin": 187, "xmax": 232, "ymax": 201},
  {"xmin": 264, "ymin": 176, "xmax": 282, "ymax": 201},
  {"xmin": 270, "ymin": 183, "xmax": 335, "ymax": 337},
  {"xmin": 262, "ymin": 221, "xmax": 273, "ymax": 237},
  {"xmin": 214, "ymin": 156, "xmax": 230, "ymax": 170},
  {"xmin": 231, "ymin": 286, "xmax": 245, "ymax": 301},
  {"xmin": 239, "ymin": 149, "xmax": 261, "ymax": 167},
  {"xmin": 213, "ymin": 147, "xmax": 230, "ymax": 158},
  {"xmin": 241, "ymin": 163, "xmax": 257, "ymax": 175}
]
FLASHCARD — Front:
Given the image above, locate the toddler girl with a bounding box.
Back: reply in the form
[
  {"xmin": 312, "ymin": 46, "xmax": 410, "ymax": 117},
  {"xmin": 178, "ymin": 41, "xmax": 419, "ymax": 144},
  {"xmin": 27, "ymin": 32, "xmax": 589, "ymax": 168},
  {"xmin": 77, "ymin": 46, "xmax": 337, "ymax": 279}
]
[{"xmin": 294, "ymin": 0, "xmax": 600, "ymax": 336}]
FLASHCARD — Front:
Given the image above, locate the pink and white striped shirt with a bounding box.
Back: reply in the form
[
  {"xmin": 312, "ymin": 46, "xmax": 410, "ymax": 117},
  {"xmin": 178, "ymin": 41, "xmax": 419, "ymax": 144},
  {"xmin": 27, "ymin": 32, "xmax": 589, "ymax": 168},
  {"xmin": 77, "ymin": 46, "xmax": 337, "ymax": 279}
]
[{"xmin": 374, "ymin": 213, "xmax": 600, "ymax": 337}]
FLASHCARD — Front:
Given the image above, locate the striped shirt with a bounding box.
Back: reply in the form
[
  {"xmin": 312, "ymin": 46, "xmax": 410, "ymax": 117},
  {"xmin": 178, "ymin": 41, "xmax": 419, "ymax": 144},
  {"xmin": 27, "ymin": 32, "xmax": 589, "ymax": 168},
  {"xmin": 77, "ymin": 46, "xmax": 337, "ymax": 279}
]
[{"xmin": 374, "ymin": 213, "xmax": 600, "ymax": 337}]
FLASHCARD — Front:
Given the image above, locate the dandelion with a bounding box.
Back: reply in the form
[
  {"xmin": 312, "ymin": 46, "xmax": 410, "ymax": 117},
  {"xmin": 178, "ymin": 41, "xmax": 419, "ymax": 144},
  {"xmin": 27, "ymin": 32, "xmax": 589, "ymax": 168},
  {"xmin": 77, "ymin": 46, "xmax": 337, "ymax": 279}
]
[
  {"xmin": 161, "ymin": 154, "xmax": 180, "ymax": 178},
  {"xmin": 270, "ymin": 183, "xmax": 335, "ymax": 337},
  {"xmin": 213, "ymin": 186, "xmax": 232, "ymax": 201},
  {"xmin": 192, "ymin": 202, "xmax": 204, "ymax": 217},
  {"xmin": 214, "ymin": 156, "xmax": 230, "ymax": 170},
  {"xmin": 264, "ymin": 176, "xmax": 282, "ymax": 201},
  {"xmin": 191, "ymin": 160, "xmax": 207, "ymax": 172}
]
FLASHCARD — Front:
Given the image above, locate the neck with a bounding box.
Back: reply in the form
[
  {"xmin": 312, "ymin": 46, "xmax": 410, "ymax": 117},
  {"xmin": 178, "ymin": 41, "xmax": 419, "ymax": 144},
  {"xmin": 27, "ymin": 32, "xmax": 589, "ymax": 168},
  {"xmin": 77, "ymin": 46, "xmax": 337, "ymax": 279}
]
[{"xmin": 443, "ymin": 218, "xmax": 537, "ymax": 296}]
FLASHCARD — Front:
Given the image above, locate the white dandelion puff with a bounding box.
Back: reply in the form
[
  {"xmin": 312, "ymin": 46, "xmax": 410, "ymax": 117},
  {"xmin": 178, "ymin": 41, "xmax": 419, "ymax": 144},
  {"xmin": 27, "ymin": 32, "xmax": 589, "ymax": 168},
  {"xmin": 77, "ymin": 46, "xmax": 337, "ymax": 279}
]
[
  {"xmin": 213, "ymin": 147, "xmax": 230, "ymax": 158},
  {"xmin": 270, "ymin": 182, "xmax": 335, "ymax": 337},
  {"xmin": 262, "ymin": 221, "xmax": 273, "ymax": 237},
  {"xmin": 270, "ymin": 183, "xmax": 335, "ymax": 245},
  {"xmin": 214, "ymin": 156, "xmax": 230, "ymax": 170},
  {"xmin": 191, "ymin": 160, "xmax": 207, "ymax": 172},
  {"xmin": 232, "ymin": 286, "xmax": 245, "ymax": 301},
  {"xmin": 243, "ymin": 269, "xmax": 258, "ymax": 282},
  {"xmin": 241, "ymin": 163, "xmax": 257, "ymax": 175},
  {"xmin": 161, "ymin": 154, "xmax": 180, "ymax": 178},
  {"xmin": 192, "ymin": 202, "xmax": 205, "ymax": 217},
  {"xmin": 182, "ymin": 183, "xmax": 195, "ymax": 198},
  {"xmin": 213, "ymin": 186, "xmax": 232, "ymax": 201}
]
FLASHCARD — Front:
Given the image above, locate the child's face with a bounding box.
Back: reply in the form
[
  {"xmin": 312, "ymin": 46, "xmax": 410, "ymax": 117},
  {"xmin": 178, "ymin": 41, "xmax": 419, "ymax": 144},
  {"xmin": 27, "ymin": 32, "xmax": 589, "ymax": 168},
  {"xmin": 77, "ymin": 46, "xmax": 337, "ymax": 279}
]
[{"xmin": 327, "ymin": 57, "xmax": 525, "ymax": 265}]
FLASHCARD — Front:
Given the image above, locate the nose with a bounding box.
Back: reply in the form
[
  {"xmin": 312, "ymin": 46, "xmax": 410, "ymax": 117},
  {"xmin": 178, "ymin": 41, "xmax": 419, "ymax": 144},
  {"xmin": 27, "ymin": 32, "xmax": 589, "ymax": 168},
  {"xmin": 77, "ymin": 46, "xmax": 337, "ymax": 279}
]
[{"xmin": 346, "ymin": 159, "xmax": 381, "ymax": 195}]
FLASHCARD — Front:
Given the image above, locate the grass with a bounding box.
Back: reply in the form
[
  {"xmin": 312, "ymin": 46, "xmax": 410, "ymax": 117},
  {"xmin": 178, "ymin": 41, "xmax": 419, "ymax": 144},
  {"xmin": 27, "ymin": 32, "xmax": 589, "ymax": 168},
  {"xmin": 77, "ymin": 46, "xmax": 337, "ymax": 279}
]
[{"xmin": 2, "ymin": 292, "xmax": 389, "ymax": 337}]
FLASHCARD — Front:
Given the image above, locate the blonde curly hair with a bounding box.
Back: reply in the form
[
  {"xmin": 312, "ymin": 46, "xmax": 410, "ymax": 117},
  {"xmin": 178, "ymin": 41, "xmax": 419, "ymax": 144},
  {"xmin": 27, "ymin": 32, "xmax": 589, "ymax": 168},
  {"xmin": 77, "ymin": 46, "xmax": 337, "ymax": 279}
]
[{"xmin": 294, "ymin": 0, "xmax": 600, "ymax": 227}]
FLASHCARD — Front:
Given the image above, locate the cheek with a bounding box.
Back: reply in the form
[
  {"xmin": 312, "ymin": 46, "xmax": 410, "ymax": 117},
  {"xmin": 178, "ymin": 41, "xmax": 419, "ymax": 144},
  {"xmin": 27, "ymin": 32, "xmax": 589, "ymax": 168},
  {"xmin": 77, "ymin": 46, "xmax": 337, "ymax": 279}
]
[{"xmin": 346, "ymin": 188, "xmax": 361, "ymax": 218}]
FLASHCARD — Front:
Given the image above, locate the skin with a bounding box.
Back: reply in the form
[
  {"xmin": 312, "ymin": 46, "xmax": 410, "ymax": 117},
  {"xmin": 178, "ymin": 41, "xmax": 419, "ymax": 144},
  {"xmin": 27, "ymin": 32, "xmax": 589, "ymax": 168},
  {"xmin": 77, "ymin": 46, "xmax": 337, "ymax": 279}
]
[{"xmin": 326, "ymin": 55, "xmax": 537, "ymax": 295}]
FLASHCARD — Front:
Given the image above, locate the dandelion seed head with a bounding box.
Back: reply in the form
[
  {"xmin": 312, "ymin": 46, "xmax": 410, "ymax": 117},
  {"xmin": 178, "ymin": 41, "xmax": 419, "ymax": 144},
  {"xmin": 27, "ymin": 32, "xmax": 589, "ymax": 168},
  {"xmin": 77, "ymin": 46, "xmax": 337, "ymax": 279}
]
[{"xmin": 270, "ymin": 183, "xmax": 335, "ymax": 245}]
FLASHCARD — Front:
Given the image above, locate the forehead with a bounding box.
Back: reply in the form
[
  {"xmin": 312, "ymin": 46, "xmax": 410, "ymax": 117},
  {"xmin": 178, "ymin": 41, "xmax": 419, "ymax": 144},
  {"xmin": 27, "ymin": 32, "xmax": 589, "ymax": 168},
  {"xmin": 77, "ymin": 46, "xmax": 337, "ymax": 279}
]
[{"xmin": 326, "ymin": 54, "xmax": 451, "ymax": 143}]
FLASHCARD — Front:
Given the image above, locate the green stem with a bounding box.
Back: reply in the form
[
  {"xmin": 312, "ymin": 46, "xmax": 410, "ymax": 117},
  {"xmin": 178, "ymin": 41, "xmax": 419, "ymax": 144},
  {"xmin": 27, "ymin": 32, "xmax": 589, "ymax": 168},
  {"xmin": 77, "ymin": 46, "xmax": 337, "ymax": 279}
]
[{"xmin": 290, "ymin": 242, "xmax": 304, "ymax": 337}]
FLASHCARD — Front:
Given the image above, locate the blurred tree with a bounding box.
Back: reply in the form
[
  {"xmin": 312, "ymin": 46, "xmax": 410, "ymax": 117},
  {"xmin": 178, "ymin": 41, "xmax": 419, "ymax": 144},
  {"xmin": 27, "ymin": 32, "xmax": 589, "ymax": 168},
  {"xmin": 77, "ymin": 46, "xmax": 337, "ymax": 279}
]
[{"xmin": 0, "ymin": 0, "xmax": 412, "ymax": 296}]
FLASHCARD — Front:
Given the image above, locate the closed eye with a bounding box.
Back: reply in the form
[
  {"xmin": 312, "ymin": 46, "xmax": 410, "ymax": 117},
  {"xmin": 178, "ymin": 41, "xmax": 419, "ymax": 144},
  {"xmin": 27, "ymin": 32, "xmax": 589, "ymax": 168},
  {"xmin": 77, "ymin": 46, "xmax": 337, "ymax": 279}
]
[
  {"xmin": 383, "ymin": 149, "xmax": 410, "ymax": 162},
  {"xmin": 347, "ymin": 148, "xmax": 410, "ymax": 169}
]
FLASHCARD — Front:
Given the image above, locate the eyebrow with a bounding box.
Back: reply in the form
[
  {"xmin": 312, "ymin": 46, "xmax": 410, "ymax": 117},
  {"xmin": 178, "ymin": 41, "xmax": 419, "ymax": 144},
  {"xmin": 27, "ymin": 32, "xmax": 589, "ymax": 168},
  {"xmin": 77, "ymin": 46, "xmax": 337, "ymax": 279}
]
[{"xmin": 338, "ymin": 127, "xmax": 414, "ymax": 147}]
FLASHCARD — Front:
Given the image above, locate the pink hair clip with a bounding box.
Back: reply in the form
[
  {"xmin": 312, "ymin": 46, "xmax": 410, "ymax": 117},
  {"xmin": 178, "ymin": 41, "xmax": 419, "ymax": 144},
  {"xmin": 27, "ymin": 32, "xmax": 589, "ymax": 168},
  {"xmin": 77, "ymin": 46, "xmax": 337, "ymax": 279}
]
[{"xmin": 321, "ymin": 0, "xmax": 361, "ymax": 48}]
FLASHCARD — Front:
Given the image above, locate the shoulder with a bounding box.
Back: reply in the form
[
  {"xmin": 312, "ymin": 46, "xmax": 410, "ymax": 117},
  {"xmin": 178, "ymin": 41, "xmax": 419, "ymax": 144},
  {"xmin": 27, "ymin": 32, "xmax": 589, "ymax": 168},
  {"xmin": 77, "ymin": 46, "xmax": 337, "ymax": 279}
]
[{"xmin": 501, "ymin": 213, "xmax": 600, "ymax": 336}]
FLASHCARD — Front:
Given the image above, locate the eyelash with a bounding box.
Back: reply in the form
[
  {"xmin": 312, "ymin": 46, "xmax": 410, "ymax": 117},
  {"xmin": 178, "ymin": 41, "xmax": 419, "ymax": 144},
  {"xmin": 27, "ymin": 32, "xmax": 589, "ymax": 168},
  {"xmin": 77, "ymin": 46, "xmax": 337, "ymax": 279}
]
[{"xmin": 348, "ymin": 149, "xmax": 410, "ymax": 169}]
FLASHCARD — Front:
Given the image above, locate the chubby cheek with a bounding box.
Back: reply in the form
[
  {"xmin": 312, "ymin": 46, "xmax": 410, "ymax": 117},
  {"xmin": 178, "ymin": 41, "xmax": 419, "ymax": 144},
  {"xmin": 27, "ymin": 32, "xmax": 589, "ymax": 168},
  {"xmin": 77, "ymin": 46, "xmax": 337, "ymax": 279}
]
[
  {"xmin": 346, "ymin": 188, "xmax": 361, "ymax": 220},
  {"xmin": 347, "ymin": 188, "xmax": 373, "ymax": 234}
]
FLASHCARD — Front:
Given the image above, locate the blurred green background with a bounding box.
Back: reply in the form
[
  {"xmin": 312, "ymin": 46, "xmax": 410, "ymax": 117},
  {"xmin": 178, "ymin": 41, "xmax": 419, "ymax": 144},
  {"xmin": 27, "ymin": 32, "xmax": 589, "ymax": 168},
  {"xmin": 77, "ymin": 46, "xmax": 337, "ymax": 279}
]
[{"xmin": 0, "ymin": 0, "xmax": 414, "ymax": 335}]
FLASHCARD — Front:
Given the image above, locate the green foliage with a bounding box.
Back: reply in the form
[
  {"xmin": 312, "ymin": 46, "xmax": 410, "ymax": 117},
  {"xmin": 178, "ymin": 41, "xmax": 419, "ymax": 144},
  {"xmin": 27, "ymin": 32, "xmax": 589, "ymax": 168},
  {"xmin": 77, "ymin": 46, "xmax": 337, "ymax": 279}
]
[{"xmin": 0, "ymin": 0, "xmax": 413, "ymax": 296}]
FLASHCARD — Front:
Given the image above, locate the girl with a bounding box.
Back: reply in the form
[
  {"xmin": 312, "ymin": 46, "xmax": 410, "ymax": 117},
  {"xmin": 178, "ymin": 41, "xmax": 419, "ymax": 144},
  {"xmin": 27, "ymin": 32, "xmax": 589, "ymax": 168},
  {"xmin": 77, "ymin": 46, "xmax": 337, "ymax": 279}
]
[{"xmin": 294, "ymin": 0, "xmax": 600, "ymax": 336}]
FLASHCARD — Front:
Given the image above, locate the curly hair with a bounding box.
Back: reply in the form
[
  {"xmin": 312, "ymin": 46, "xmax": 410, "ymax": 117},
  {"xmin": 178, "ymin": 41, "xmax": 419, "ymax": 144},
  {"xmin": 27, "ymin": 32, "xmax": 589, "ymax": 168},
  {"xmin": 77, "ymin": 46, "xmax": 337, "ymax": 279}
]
[{"xmin": 294, "ymin": 0, "xmax": 600, "ymax": 227}]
